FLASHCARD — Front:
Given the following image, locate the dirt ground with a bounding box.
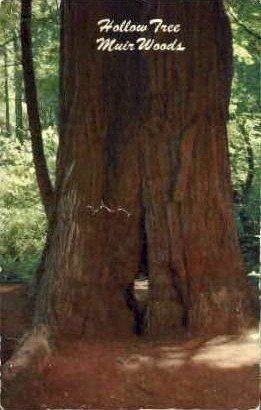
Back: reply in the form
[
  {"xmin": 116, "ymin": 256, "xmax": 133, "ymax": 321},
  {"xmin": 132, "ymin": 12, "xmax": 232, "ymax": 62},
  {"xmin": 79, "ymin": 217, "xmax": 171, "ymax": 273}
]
[{"xmin": 1, "ymin": 284, "xmax": 260, "ymax": 410}]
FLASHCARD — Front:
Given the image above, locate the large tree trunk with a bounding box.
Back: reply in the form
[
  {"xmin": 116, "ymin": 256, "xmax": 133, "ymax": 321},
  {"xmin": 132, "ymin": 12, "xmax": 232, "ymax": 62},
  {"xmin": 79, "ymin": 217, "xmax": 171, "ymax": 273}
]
[{"xmin": 34, "ymin": 0, "xmax": 256, "ymax": 341}]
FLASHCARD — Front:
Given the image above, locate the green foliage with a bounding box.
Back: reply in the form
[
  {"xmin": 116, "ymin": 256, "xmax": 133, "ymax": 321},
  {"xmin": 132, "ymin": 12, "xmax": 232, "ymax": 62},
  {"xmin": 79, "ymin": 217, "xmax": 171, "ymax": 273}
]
[
  {"xmin": 0, "ymin": 130, "xmax": 57, "ymax": 281},
  {"xmin": 0, "ymin": 0, "xmax": 59, "ymax": 137},
  {"xmin": 0, "ymin": 0, "xmax": 59, "ymax": 281},
  {"xmin": 226, "ymin": 1, "xmax": 260, "ymax": 273},
  {"xmin": 32, "ymin": 0, "xmax": 59, "ymax": 127}
]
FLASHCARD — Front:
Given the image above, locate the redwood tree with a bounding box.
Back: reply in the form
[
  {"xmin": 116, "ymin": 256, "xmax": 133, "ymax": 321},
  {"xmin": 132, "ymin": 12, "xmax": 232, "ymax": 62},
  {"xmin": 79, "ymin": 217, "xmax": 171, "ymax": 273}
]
[{"xmin": 31, "ymin": 0, "xmax": 256, "ymax": 341}]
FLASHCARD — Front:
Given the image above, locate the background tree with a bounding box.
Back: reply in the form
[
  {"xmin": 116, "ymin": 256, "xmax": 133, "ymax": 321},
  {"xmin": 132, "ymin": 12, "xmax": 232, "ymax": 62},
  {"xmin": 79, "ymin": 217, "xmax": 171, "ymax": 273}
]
[
  {"xmin": 3, "ymin": 43, "xmax": 11, "ymax": 136},
  {"xmin": 14, "ymin": 33, "xmax": 24, "ymax": 143},
  {"xmin": 20, "ymin": 0, "xmax": 54, "ymax": 221},
  {"xmin": 0, "ymin": 0, "xmax": 58, "ymax": 281}
]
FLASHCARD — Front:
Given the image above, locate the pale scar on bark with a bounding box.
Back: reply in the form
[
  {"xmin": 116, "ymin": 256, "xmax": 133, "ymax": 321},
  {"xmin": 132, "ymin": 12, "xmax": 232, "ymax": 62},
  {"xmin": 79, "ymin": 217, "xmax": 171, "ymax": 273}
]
[{"xmin": 86, "ymin": 200, "xmax": 132, "ymax": 218}]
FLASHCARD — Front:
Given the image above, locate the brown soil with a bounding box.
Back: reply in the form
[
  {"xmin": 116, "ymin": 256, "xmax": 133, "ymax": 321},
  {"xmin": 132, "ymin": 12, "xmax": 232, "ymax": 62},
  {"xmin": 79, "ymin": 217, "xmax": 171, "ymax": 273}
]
[{"xmin": 1, "ymin": 284, "xmax": 260, "ymax": 410}]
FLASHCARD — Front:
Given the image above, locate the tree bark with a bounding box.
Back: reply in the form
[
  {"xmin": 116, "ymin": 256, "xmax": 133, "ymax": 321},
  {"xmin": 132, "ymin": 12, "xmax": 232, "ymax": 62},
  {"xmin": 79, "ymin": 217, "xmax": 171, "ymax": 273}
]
[
  {"xmin": 20, "ymin": 0, "xmax": 54, "ymax": 221},
  {"xmin": 34, "ymin": 0, "xmax": 256, "ymax": 341},
  {"xmin": 140, "ymin": 0, "xmax": 256, "ymax": 336}
]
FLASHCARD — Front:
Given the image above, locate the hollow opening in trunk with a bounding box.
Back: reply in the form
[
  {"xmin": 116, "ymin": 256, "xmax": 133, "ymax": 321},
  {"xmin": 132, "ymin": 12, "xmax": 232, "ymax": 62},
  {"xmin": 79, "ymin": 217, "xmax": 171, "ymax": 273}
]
[{"xmin": 124, "ymin": 208, "xmax": 149, "ymax": 335}]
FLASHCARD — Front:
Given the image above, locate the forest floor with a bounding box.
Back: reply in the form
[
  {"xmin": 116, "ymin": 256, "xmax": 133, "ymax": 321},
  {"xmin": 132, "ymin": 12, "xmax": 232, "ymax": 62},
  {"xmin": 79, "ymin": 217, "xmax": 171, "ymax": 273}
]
[{"xmin": 1, "ymin": 283, "xmax": 260, "ymax": 410}]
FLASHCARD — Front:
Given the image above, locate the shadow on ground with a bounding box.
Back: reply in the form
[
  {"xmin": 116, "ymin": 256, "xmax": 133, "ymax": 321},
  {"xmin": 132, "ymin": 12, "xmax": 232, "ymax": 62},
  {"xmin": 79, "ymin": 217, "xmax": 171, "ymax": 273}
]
[{"xmin": 1, "ymin": 284, "xmax": 259, "ymax": 410}]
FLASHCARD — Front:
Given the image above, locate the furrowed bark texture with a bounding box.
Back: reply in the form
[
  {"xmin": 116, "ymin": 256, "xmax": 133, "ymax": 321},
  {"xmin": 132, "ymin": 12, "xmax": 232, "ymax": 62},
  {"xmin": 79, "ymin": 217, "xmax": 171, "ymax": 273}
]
[
  {"xmin": 34, "ymin": 0, "xmax": 256, "ymax": 340},
  {"xmin": 35, "ymin": 0, "xmax": 144, "ymax": 339}
]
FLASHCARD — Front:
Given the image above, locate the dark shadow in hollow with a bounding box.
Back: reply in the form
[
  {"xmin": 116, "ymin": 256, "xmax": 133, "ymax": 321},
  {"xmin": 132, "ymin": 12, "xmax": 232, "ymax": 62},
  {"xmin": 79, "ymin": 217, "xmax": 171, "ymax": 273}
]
[{"xmin": 124, "ymin": 206, "xmax": 149, "ymax": 335}]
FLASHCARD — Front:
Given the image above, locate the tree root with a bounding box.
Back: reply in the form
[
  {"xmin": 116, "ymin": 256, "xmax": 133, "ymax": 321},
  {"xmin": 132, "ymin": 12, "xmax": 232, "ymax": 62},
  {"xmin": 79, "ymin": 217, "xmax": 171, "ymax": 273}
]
[{"xmin": 2, "ymin": 324, "xmax": 51, "ymax": 383}]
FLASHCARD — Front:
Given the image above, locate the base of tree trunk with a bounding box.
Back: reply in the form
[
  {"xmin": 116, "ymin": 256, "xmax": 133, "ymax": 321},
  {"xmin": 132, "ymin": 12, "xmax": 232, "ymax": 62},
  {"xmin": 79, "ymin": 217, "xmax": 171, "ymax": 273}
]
[
  {"xmin": 188, "ymin": 286, "xmax": 258, "ymax": 336},
  {"xmin": 79, "ymin": 287, "xmax": 138, "ymax": 340},
  {"xmin": 2, "ymin": 325, "xmax": 51, "ymax": 384},
  {"xmin": 145, "ymin": 298, "xmax": 184, "ymax": 337}
]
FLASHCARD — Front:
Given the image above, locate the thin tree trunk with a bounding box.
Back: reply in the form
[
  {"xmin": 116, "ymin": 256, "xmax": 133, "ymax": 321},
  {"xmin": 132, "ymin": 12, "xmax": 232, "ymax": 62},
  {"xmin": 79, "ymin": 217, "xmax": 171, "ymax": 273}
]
[
  {"xmin": 14, "ymin": 34, "xmax": 24, "ymax": 143},
  {"xmin": 20, "ymin": 0, "xmax": 54, "ymax": 221},
  {"xmin": 3, "ymin": 45, "xmax": 11, "ymax": 137},
  {"xmin": 240, "ymin": 121, "xmax": 255, "ymax": 199},
  {"xmin": 232, "ymin": 120, "xmax": 255, "ymax": 238}
]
